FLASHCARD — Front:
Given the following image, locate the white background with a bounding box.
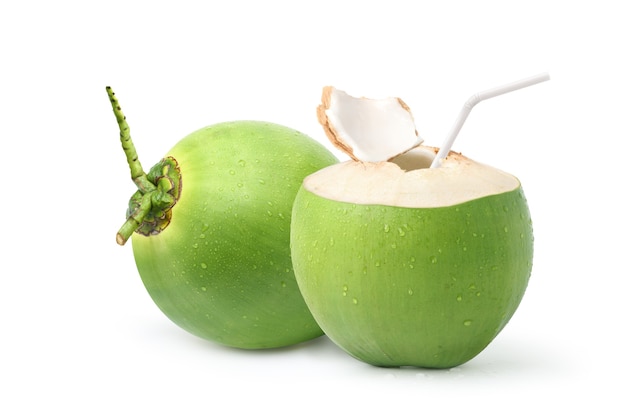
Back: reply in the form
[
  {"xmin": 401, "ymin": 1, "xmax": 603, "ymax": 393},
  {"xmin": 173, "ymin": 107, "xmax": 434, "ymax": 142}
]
[{"xmin": 1, "ymin": 1, "xmax": 624, "ymax": 415}]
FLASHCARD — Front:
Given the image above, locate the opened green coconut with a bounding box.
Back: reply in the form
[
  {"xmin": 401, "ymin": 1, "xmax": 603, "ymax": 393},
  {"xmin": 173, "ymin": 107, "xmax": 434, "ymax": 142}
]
[{"xmin": 290, "ymin": 86, "xmax": 534, "ymax": 368}]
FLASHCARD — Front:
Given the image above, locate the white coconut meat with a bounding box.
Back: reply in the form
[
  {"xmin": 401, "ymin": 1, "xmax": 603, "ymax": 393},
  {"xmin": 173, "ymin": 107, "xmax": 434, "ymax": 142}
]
[
  {"xmin": 312, "ymin": 86, "xmax": 520, "ymax": 207},
  {"xmin": 303, "ymin": 146, "xmax": 521, "ymax": 208},
  {"xmin": 317, "ymin": 87, "xmax": 423, "ymax": 162}
]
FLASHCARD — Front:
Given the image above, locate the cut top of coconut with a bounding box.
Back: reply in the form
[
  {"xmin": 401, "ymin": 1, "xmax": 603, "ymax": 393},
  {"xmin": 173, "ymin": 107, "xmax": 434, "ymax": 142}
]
[
  {"xmin": 302, "ymin": 146, "xmax": 521, "ymax": 208},
  {"xmin": 317, "ymin": 87, "xmax": 423, "ymax": 162}
]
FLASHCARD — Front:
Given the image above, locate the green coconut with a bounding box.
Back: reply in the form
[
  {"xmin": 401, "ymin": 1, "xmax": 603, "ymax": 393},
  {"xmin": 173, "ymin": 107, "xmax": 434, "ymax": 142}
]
[
  {"xmin": 108, "ymin": 87, "xmax": 338, "ymax": 349},
  {"xmin": 290, "ymin": 87, "xmax": 533, "ymax": 368}
]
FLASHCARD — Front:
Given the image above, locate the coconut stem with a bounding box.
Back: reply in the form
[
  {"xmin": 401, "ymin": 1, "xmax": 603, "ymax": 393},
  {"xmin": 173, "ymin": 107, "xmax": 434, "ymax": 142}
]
[
  {"xmin": 107, "ymin": 87, "xmax": 156, "ymax": 245},
  {"xmin": 107, "ymin": 87, "xmax": 183, "ymax": 246},
  {"xmin": 116, "ymin": 192, "xmax": 153, "ymax": 245},
  {"xmin": 106, "ymin": 87, "xmax": 156, "ymax": 193}
]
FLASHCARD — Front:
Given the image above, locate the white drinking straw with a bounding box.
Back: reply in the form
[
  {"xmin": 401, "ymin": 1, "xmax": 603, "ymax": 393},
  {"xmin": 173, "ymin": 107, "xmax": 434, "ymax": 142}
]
[{"xmin": 429, "ymin": 72, "xmax": 550, "ymax": 169}]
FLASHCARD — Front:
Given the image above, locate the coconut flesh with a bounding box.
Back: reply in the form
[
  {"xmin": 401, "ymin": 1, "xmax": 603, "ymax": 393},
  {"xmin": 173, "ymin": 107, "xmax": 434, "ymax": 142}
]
[{"xmin": 311, "ymin": 86, "xmax": 521, "ymax": 207}]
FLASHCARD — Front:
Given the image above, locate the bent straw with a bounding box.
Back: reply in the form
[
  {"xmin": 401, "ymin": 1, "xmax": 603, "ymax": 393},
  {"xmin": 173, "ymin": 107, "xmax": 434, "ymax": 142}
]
[{"xmin": 429, "ymin": 72, "xmax": 550, "ymax": 169}]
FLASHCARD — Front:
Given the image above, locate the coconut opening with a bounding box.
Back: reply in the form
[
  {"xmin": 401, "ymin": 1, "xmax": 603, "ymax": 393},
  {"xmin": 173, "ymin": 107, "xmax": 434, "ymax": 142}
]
[
  {"xmin": 317, "ymin": 87, "xmax": 423, "ymax": 162},
  {"xmin": 309, "ymin": 86, "xmax": 521, "ymax": 208},
  {"xmin": 389, "ymin": 147, "xmax": 436, "ymax": 172},
  {"xmin": 302, "ymin": 146, "xmax": 520, "ymax": 208}
]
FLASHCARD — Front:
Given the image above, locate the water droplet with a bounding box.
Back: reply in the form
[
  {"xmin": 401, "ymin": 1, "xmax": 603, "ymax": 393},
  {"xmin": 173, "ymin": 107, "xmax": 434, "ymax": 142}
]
[
  {"xmin": 408, "ymin": 288, "xmax": 414, "ymax": 295},
  {"xmin": 267, "ymin": 210, "xmax": 273, "ymax": 217},
  {"xmin": 464, "ymin": 320, "xmax": 473, "ymax": 326},
  {"xmin": 200, "ymin": 263, "xmax": 207, "ymax": 269},
  {"xmin": 469, "ymin": 283, "xmax": 476, "ymax": 290},
  {"xmin": 476, "ymin": 292, "xmax": 481, "ymax": 297},
  {"xmin": 192, "ymin": 243, "xmax": 198, "ymax": 249},
  {"xmin": 375, "ymin": 261, "xmax": 381, "ymax": 267},
  {"xmin": 238, "ymin": 160, "xmax": 246, "ymax": 167},
  {"xmin": 199, "ymin": 233, "xmax": 206, "ymax": 239},
  {"xmin": 352, "ymin": 298, "xmax": 358, "ymax": 305},
  {"xmin": 281, "ymin": 281, "xmax": 287, "ymax": 288},
  {"xmin": 398, "ymin": 228, "xmax": 406, "ymax": 237},
  {"xmin": 229, "ymin": 169, "xmax": 236, "ymax": 175},
  {"xmin": 503, "ymin": 226, "xmax": 509, "ymax": 233},
  {"xmin": 456, "ymin": 295, "xmax": 463, "ymax": 301},
  {"xmin": 362, "ymin": 266, "xmax": 367, "ymax": 275},
  {"xmin": 258, "ymin": 179, "xmax": 266, "ymax": 185},
  {"xmin": 384, "ymin": 224, "xmax": 390, "ymax": 233},
  {"xmin": 329, "ymin": 237, "xmax": 335, "ymax": 247},
  {"xmin": 201, "ymin": 286, "xmax": 207, "ymax": 292},
  {"xmin": 237, "ymin": 183, "xmax": 243, "ymax": 188},
  {"xmin": 430, "ymin": 256, "xmax": 438, "ymax": 264}
]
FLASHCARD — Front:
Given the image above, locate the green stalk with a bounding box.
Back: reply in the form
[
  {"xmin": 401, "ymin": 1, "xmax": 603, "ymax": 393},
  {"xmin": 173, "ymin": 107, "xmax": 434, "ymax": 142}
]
[
  {"xmin": 107, "ymin": 87, "xmax": 182, "ymax": 246},
  {"xmin": 106, "ymin": 87, "xmax": 156, "ymax": 193},
  {"xmin": 116, "ymin": 193, "xmax": 152, "ymax": 245}
]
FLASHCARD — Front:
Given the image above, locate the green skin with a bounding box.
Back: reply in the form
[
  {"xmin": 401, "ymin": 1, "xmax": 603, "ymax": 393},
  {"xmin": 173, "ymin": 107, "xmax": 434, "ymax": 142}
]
[
  {"xmin": 108, "ymin": 88, "xmax": 338, "ymax": 348},
  {"xmin": 290, "ymin": 186, "xmax": 533, "ymax": 368},
  {"xmin": 133, "ymin": 122, "xmax": 337, "ymax": 348}
]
